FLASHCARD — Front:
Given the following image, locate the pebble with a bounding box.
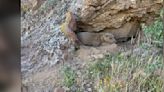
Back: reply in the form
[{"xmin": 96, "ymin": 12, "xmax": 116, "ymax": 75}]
[
  {"xmin": 87, "ymin": 88, "xmax": 92, "ymax": 92},
  {"xmin": 54, "ymin": 87, "xmax": 65, "ymax": 92},
  {"xmin": 86, "ymin": 84, "xmax": 91, "ymax": 87}
]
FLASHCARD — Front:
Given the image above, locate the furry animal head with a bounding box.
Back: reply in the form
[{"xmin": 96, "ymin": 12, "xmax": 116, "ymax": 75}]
[{"xmin": 101, "ymin": 33, "xmax": 116, "ymax": 44}]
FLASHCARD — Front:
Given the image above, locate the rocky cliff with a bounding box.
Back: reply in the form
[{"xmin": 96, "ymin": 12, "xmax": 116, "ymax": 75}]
[
  {"xmin": 71, "ymin": 0, "xmax": 162, "ymax": 40},
  {"xmin": 21, "ymin": 0, "xmax": 163, "ymax": 92}
]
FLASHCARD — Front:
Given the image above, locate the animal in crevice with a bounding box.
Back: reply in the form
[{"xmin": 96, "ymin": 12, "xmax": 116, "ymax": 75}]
[
  {"xmin": 60, "ymin": 11, "xmax": 81, "ymax": 48},
  {"xmin": 77, "ymin": 32, "xmax": 116, "ymax": 47}
]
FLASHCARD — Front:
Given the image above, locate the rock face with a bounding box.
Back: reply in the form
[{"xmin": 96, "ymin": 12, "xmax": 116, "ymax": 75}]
[
  {"xmin": 21, "ymin": 0, "xmax": 163, "ymax": 91},
  {"xmin": 21, "ymin": 0, "xmax": 44, "ymax": 11},
  {"xmin": 72, "ymin": 0, "xmax": 162, "ymax": 39}
]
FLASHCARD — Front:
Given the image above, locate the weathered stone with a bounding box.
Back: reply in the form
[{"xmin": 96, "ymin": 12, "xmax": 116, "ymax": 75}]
[
  {"xmin": 74, "ymin": 0, "xmax": 162, "ymax": 39},
  {"xmin": 21, "ymin": 0, "xmax": 44, "ymax": 11},
  {"xmin": 21, "ymin": 0, "xmax": 163, "ymax": 91},
  {"xmin": 87, "ymin": 88, "xmax": 92, "ymax": 92},
  {"xmin": 54, "ymin": 87, "xmax": 65, "ymax": 92},
  {"xmin": 104, "ymin": 21, "xmax": 140, "ymax": 40}
]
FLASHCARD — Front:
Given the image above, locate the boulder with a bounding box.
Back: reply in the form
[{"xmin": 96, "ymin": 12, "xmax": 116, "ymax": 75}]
[{"xmin": 72, "ymin": 0, "xmax": 162, "ymax": 39}]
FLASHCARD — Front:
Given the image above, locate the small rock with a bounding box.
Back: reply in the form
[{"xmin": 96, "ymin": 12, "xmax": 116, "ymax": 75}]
[
  {"xmin": 87, "ymin": 88, "xmax": 92, "ymax": 92},
  {"xmin": 54, "ymin": 87, "xmax": 65, "ymax": 92},
  {"xmin": 86, "ymin": 84, "xmax": 91, "ymax": 87}
]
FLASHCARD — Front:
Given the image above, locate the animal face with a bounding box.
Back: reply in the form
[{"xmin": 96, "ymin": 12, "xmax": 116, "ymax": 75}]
[{"xmin": 103, "ymin": 33, "xmax": 116, "ymax": 44}]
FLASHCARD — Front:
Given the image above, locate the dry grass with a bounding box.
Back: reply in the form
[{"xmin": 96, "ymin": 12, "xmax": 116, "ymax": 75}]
[{"xmin": 61, "ymin": 11, "xmax": 163, "ymax": 92}]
